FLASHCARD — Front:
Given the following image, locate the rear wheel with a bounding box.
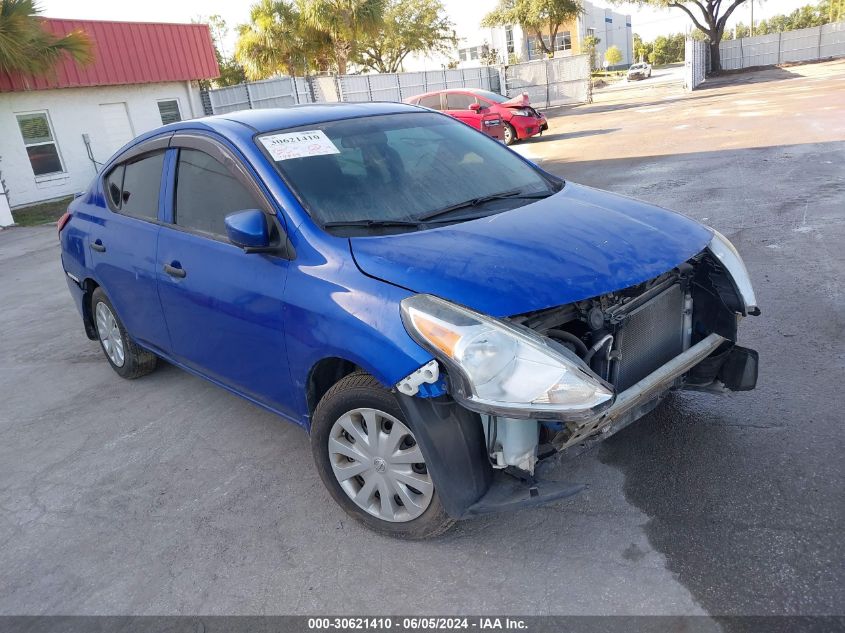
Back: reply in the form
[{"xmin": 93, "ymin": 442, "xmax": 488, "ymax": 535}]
[
  {"xmin": 91, "ymin": 288, "xmax": 157, "ymax": 379},
  {"xmin": 310, "ymin": 372, "xmax": 454, "ymax": 539},
  {"xmin": 503, "ymin": 122, "xmax": 517, "ymax": 146}
]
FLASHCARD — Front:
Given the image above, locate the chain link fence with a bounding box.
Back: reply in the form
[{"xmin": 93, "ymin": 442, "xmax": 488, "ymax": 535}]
[{"xmin": 504, "ymin": 55, "xmax": 591, "ymax": 108}]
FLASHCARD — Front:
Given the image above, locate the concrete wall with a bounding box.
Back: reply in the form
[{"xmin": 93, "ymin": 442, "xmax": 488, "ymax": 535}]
[
  {"xmin": 0, "ymin": 80, "xmax": 203, "ymax": 211},
  {"xmin": 580, "ymin": 4, "xmax": 633, "ymax": 67},
  {"xmin": 0, "ymin": 192, "xmax": 12, "ymax": 227}
]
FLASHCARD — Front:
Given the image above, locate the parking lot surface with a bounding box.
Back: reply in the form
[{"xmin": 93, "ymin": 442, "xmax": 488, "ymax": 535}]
[{"xmin": 1, "ymin": 60, "xmax": 843, "ymax": 618}]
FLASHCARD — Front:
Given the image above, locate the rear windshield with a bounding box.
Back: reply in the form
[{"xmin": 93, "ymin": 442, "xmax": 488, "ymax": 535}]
[{"xmin": 257, "ymin": 112, "xmax": 556, "ymax": 232}]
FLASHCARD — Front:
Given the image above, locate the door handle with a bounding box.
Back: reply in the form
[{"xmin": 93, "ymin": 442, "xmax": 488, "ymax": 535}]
[
  {"xmin": 163, "ymin": 263, "xmax": 186, "ymax": 278},
  {"xmin": 90, "ymin": 240, "xmax": 106, "ymax": 252}
]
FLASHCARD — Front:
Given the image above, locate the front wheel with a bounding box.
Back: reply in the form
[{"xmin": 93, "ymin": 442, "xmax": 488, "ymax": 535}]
[
  {"xmin": 503, "ymin": 122, "xmax": 517, "ymax": 146},
  {"xmin": 310, "ymin": 372, "xmax": 454, "ymax": 539}
]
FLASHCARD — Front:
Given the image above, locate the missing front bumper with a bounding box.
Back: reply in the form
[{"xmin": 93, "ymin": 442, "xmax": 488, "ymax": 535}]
[{"xmin": 551, "ymin": 333, "xmax": 730, "ymax": 450}]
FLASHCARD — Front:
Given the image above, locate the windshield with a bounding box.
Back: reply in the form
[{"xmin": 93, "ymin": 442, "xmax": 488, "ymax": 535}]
[{"xmin": 257, "ymin": 112, "xmax": 558, "ymax": 234}]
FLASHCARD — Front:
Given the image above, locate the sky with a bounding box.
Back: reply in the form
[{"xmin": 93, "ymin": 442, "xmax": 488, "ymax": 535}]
[{"xmin": 41, "ymin": 0, "xmax": 818, "ymax": 50}]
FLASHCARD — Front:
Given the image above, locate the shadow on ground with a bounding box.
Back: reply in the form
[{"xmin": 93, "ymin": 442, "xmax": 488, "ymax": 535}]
[{"xmin": 523, "ymin": 128, "xmax": 620, "ymax": 142}]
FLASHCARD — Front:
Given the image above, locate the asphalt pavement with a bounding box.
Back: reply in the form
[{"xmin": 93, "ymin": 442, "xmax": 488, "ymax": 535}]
[{"xmin": 0, "ymin": 60, "xmax": 842, "ymax": 620}]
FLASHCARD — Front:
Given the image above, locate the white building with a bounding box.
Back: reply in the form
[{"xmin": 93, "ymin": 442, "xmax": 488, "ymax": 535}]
[
  {"xmin": 403, "ymin": 0, "xmax": 632, "ymax": 71},
  {"xmin": 0, "ymin": 18, "xmax": 219, "ymax": 225}
]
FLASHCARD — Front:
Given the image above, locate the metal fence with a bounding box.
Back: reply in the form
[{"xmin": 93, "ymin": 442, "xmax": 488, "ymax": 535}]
[
  {"xmin": 504, "ymin": 55, "xmax": 591, "ymax": 108},
  {"xmin": 719, "ymin": 21, "xmax": 845, "ymax": 70},
  {"xmin": 336, "ymin": 66, "xmax": 500, "ymax": 102},
  {"xmin": 208, "ymin": 76, "xmax": 312, "ymax": 114},
  {"xmin": 684, "ymin": 39, "xmax": 708, "ymax": 90},
  {"xmin": 207, "ymin": 67, "xmax": 501, "ymax": 114}
]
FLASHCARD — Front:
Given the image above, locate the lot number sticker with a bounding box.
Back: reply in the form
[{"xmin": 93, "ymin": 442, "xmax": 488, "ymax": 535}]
[{"xmin": 260, "ymin": 130, "xmax": 341, "ymax": 161}]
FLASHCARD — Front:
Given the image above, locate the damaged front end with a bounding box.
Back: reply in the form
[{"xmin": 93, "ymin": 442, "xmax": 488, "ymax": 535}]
[{"xmin": 394, "ymin": 231, "xmax": 760, "ymax": 519}]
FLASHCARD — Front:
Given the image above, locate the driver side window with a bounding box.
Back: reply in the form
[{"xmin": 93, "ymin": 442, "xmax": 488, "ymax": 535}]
[{"xmin": 174, "ymin": 149, "xmax": 265, "ymax": 238}]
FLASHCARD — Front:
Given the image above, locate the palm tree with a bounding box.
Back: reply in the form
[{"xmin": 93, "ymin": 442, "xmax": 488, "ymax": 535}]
[
  {"xmin": 235, "ymin": 0, "xmax": 332, "ymax": 79},
  {"xmin": 0, "ymin": 0, "xmax": 92, "ymax": 77},
  {"xmin": 301, "ymin": 0, "xmax": 385, "ymax": 75}
]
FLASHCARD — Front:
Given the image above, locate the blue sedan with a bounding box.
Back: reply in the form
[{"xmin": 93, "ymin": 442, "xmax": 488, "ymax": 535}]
[{"xmin": 59, "ymin": 102, "xmax": 759, "ymax": 538}]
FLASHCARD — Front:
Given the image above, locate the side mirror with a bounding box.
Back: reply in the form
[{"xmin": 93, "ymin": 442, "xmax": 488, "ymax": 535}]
[
  {"xmin": 469, "ymin": 102, "xmax": 482, "ymax": 112},
  {"xmin": 225, "ymin": 209, "xmax": 269, "ymax": 251}
]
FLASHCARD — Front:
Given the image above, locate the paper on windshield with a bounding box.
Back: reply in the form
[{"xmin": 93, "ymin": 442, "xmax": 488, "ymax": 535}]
[{"xmin": 259, "ymin": 130, "xmax": 341, "ymax": 161}]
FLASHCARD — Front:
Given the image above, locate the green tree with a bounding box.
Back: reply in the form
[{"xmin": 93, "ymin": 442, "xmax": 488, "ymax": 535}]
[
  {"xmin": 235, "ymin": 0, "xmax": 333, "ymax": 78},
  {"xmin": 302, "ymin": 0, "xmax": 385, "ymax": 75},
  {"xmin": 633, "ymin": 32, "xmax": 648, "ymax": 61},
  {"xmin": 614, "ymin": 0, "xmax": 749, "ymax": 71},
  {"xmin": 355, "ymin": 0, "xmax": 455, "ymax": 73},
  {"xmin": 0, "ymin": 0, "xmax": 92, "ymax": 76},
  {"xmin": 582, "ymin": 33, "xmax": 600, "ymax": 70},
  {"xmin": 648, "ymin": 35, "xmax": 668, "ymax": 64},
  {"xmin": 481, "ymin": 0, "xmax": 582, "ymax": 57},
  {"xmin": 604, "ymin": 44, "xmax": 622, "ymax": 66},
  {"xmin": 194, "ymin": 15, "xmax": 245, "ymax": 87}
]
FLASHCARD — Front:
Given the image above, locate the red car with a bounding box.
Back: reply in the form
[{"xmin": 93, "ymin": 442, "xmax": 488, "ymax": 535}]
[{"xmin": 405, "ymin": 88, "xmax": 548, "ymax": 146}]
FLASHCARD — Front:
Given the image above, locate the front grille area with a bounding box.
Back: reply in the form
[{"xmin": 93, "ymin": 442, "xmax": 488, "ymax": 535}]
[{"xmin": 612, "ymin": 284, "xmax": 686, "ymax": 391}]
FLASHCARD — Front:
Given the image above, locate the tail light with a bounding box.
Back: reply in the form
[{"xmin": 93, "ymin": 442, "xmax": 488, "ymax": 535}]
[{"xmin": 57, "ymin": 211, "xmax": 72, "ymax": 235}]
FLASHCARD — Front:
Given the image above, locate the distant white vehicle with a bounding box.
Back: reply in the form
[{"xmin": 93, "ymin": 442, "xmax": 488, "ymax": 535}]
[{"xmin": 627, "ymin": 62, "xmax": 652, "ymax": 80}]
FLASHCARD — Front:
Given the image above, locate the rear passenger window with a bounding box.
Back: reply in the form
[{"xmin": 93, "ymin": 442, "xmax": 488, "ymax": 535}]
[
  {"xmin": 120, "ymin": 152, "xmax": 165, "ymax": 221},
  {"xmin": 174, "ymin": 149, "xmax": 264, "ymax": 238},
  {"xmin": 104, "ymin": 164, "xmax": 124, "ymax": 210},
  {"xmin": 446, "ymin": 94, "xmax": 476, "ymax": 110},
  {"xmin": 417, "ymin": 94, "xmax": 442, "ymax": 110}
]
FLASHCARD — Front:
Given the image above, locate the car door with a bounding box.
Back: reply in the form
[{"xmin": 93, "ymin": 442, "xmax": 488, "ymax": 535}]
[
  {"xmin": 88, "ymin": 142, "xmax": 171, "ymax": 351},
  {"xmin": 443, "ymin": 92, "xmax": 483, "ymax": 131},
  {"xmin": 156, "ymin": 134, "xmax": 294, "ymax": 415}
]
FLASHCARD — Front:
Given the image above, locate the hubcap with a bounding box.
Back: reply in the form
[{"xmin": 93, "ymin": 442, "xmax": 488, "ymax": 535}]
[
  {"xmin": 328, "ymin": 408, "xmax": 433, "ymax": 523},
  {"xmin": 504, "ymin": 125, "xmax": 513, "ymax": 144},
  {"xmin": 95, "ymin": 301, "xmax": 125, "ymax": 367}
]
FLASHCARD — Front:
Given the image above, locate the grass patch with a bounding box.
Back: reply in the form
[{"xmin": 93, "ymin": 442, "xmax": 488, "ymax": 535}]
[{"xmin": 11, "ymin": 196, "xmax": 73, "ymax": 227}]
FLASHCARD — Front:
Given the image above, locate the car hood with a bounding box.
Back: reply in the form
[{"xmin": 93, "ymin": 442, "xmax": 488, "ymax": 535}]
[
  {"xmin": 349, "ymin": 183, "xmax": 713, "ymax": 317},
  {"xmin": 501, "ymin": 93, "xmax": 531, "ymax": 108}
]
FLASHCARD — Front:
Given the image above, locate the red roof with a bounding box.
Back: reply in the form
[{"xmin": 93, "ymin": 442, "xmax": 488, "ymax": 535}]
[{"xmin": 0, "ymin": 18, "xmax": 219, "ymax": 92}]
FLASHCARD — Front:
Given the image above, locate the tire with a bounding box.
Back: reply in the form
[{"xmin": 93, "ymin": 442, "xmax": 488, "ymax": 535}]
[
  {"xmin": 310, "ymin": 372, "xmax": 454, "ymax": 539},
  {"xmin": 91, "ymin": 287, "xmax": 158, "ymax": 379},
  {"xmin": 503, "ymin": 122, "xmax": 517, "ymax": 146}
]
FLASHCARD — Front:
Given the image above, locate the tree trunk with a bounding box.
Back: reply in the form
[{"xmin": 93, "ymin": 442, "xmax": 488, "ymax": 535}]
[
  {"xmin": 709, "ymin": 40, "xmax": 721, "ymax": 72},
  {"xmin": 335, "ymin": 40, "xmax": 351, "ymax": 75},
  {"xmin": 708, "ymin": 26, "xmax": 724, "ymax": 73}
]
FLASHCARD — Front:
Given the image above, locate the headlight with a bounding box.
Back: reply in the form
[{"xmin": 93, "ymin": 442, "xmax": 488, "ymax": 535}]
[
  {"xmin": 512, "ymin": 108, "xmax": 532, "ymax": 117},
  {"xmin": 400, "ymin": 294, "xmax": 614, "ymax": 421},
  {"xmin": 707, "ymin": 229, "xmax": 759, "ymax": 315}
]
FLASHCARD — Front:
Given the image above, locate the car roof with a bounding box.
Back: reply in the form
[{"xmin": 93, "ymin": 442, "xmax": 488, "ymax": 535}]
[
  {"xmin": 412, "ymin": 88, "xmax": 486, "ymax": 98},
  {"xmin": 193, "ymin": 101, "xmax": 423, "ymax": 135}
]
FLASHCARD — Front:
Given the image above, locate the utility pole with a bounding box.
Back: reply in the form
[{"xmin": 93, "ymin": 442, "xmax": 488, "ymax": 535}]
[{"xmin": 750, "ymin": 0, "xmax": 754, "ymax": 36}]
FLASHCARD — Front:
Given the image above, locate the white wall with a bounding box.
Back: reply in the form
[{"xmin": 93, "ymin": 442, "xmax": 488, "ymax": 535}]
[
  {"xmin": 0, "ymin": 80, "xmax": 202, "ymax": 210},
  {"xmin": 0, "ymin": 192, "xmax": 12, "ymax": 227},
  {"xmin": 580, "ymin": 5, "xmax": 633, "ymax": 66}
]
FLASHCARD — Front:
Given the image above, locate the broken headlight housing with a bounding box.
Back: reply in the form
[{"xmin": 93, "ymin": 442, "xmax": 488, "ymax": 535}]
[
  {"xmin": 706, "ymin": 229, "xmax": 759, "ymax": 315},
  {"xmin": 400, "ymin": 294, "xmax": 614, "ymax": 421}
]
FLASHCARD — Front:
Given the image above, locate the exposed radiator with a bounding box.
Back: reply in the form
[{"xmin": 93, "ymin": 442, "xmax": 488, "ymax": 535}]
[{"xmin": 611, "ymin": 284, "xmax": 686, "ymax": 391}]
